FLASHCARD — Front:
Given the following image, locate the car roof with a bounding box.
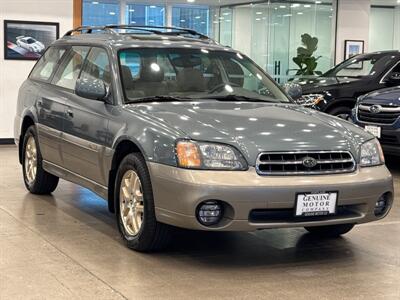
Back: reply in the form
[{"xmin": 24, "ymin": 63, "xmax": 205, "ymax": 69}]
[{"xmin": 54, "ymin": 25, "xmax": 234, "ymax": 52}]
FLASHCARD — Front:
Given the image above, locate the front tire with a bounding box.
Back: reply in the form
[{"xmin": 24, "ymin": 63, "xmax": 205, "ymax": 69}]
[
  {"xmin": 115, "ymin": 153, "xmax": 172, "ymax": 252},
  {"xmin": 22, "ymin": 125, "xmax": 59, "ymax": 194},
  {"xmin": 304, "ymin": 224, "xmax": 355, "ymax": 237},
  {"xmin": 329, "ymin": 106, "xmax": 352, "ymax": 121}
]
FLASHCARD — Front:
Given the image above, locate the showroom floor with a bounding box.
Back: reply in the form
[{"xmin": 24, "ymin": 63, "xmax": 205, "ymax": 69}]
[{"xmin": 0, "ymin": 145, "xmax": 399, "ymax": 300}]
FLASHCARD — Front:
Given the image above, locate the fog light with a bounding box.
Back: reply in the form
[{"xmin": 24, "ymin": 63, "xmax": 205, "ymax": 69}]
[
  {"xmin": 374, "ymin": 195, "xmax": 389, "ymax": 217},
  {"xmin": 196, "ymin": 201, "xmax": 223, "ymax": 226}
]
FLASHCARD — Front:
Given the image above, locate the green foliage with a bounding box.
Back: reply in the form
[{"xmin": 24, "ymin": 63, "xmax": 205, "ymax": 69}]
[{"xmin": 293, "ymin": 33, "xmax": 323, "ymax": 76}]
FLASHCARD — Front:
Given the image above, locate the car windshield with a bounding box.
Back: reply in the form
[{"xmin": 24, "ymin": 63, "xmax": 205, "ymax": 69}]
[
  {"xmin": 118, "ymin": 48, "xmax": 290, "ymax": 103},
  {"xmin": 26, "ymin": 38, "xmax": 36, "ymax": 44},
  {"xmin": 323, "ymin": 53, "xmax": 396, "ymax": 78}
]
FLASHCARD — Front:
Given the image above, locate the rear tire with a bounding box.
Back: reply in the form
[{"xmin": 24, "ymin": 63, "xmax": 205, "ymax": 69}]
[
  {"xmin": 304, "ymin": 224, "xmax": 355, "ymax": 237},
  {"xmin": 115, "ymin": 153, "xmax": 172, "ymax": 252},
  {"xmin": 22, "ymin": 125, "xmax": 59, "ymax": 194},
  {"xmin": 329, "ymin": 106, "xmax": 352, "ymax": 121}
]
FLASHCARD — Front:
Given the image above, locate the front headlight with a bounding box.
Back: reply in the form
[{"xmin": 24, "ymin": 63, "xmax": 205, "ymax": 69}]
[
  {"xmin": 360, "ymin": 139, "xmax": 385, "ymax": 167},
  {"xmin": 176, "ymin": 140, "xmax": 248, "ymax": 170},
  {"xmin": 296, "ymin": 94, "xmax": 325, "ymax": 107}
]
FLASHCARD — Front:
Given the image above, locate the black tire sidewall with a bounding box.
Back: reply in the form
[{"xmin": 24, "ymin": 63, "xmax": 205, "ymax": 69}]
[
  {"xmin": 330, "ymin": 106, "xmax": 352, "ymax": 119},
  {"xmin": 115, "ymin": 153, "xmax": 157, "ymax": 249}
]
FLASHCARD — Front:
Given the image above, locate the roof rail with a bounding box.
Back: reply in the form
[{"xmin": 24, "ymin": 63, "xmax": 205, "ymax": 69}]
[
  {"xmin": 64, "ymin": 26, "xmax": 115, "ymax": 36},
  {"xmin": 64, "ymin": 25, "xmax": 211, "ymax": 41}
]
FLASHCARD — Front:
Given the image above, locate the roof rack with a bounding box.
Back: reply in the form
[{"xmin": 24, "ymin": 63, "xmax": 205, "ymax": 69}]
[{"xmin": 64, "ymin": 25, "xmax": 211, "ymax": 41}]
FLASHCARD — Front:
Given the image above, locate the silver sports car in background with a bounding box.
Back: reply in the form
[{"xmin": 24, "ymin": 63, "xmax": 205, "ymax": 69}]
[{"xmin": 16, "ymin": 36, "xmax": 45, "ymax": 53}]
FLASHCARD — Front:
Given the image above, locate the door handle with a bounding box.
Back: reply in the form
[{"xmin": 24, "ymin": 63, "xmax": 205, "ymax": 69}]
[
  {"xmin": 66, "ymin": 109, "xmax": 74, "ymax": 118},
  {"xmin": 37, "ymin": 99, "xmax": 43, "ymax": 106}
]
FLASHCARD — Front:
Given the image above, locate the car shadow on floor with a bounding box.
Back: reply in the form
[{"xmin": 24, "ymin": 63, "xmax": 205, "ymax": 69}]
[{"xmin": 149, "ymin": 228, "xmax": 357, "ymax": 268}]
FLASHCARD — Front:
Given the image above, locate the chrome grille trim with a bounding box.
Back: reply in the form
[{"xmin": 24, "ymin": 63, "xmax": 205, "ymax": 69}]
[
  {"xmin": 357, "ymin": 103, "xmax": 400, "ymax": 125},
  {"xmin": 256, "ymin": 151, "xmax": 356, "ymax": 176}
]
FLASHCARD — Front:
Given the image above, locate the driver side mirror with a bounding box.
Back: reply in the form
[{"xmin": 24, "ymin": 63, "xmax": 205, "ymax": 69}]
[
  {"xmin": 75, "ymin": 78, "xmax": 108, "ymax": 101},
  {"xmin": 385, "ymin": 72, "xmax": 400, "ymax": 86},
  {"xmin": 283, "ymin": 83, "xmax": 302, "ymax": 100}
]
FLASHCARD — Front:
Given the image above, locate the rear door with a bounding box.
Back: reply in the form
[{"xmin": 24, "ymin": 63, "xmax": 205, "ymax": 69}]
[
  {"xmin": 59, "ymin": 47, "xmax": 112, "ymax": 185},
  {"xmin": 31, "ymin": 46, "xmax": 68, "ymax": 166}
]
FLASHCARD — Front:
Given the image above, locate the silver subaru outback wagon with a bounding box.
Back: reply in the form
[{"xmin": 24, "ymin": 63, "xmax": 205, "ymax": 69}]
[{"xmin": 14, "ymin": 25, "xmax": 394, "ymax": 252}]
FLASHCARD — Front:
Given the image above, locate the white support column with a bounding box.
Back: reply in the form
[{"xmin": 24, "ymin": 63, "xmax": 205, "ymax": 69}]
[
  {"xmin": 335, "ymin": 0, "xmax": 371, "ymax": 63},
  {"xmin": 166, "ymin": 4, "xmax": 172, "ymax": 27},
  {"xmin": 120, "ymin": 0, "xmax": 127, "ymax": 25}
]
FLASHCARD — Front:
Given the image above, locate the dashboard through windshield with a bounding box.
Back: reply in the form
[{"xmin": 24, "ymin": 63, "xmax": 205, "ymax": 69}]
[{"xmin": 118, "ymin": 48, "xmax": 290, "ymax": 103}]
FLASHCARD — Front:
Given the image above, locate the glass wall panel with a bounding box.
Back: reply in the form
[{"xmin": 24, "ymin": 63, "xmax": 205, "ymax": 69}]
[
  {"xmin": 218, "ymin": 7, "xmax": 233, "ymax": 47},
  {"xmin": 172, "ymin": 6, "xmax": 210, "ymax": 35},
  {"xmin": 220, "ymin": 1, "xmax": 334, "ymax": 83},
  {"xmin": 82, "ymin": 0, "xmax": 120, "ymax": 26},
  {"xmin": 126, "ymin": 4, "xmax": 165, "ymax": 26}
]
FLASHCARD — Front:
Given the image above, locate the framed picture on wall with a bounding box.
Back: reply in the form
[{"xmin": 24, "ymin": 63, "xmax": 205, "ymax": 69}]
[
  {"xmin": 4, "ymin": 20, "xmax": 59, "ymax": 60},
  {"xmin": 344, "ymin": 40, "xmax": 365, "ymax": 69}
]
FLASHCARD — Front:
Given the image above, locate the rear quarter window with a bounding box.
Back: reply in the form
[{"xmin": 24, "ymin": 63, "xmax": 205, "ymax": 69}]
[{"xmin": 30, "ymin": 47, "xmax": 66, "ymax": 82}]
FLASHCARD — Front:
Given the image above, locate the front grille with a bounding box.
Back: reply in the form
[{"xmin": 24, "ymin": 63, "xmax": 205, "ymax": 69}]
[
  {"xmin": 256, "ymin": 151, "xmax": 356, "ymax": 175},
  {"xmin": 249, "ymin": 205, "xmax": 361, "ymax": 223},
  {"xmin": 358, "ymin": 103, "xmax": 400, "ymax": 125},
  {"xmin": 379, "ymin": 134, "xmax": 400, "ymax": 146}
]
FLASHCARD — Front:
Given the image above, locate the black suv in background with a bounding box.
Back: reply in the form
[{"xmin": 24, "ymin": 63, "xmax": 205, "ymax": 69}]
[
  {"xmin": 296, "ymin": 51, "xmax": 400, "ymax": 119},
  {"xmin": 353, "ymin": 87, "xmax": 400, "ymax": 156}
]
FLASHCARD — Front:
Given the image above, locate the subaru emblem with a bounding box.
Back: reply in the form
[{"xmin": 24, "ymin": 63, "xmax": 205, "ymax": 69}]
[
  {"xmin": 302, "ymin": 157, "xmax": 318, "ymax": 168},
  {"xmin": 369, "ymin": 105, "xmax": 382, "ymax": 114}
]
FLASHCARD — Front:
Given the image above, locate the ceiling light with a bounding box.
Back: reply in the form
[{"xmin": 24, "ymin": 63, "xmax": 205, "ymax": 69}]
[
  {"xmin": 109, "ymin": 11, "xmax": 116, "ymax": 15},
  {"xmin": 150, "ymin": 5, "xmax": 156, "ymax": 8},
  {"xmin": 187, "ymin": 0, "xmax": 195, "ymax": 2},
  {"xmin": 304, "ymin": 4, "xmax": 311, "ymax": 8},
  {"xmin": 92, "ymin": 1, "xmax": 99, "ymax": 4},
  {"xmin": 291, "ymin": 3, "xmax": 300, "ymax": 7},
  {"xmin": 297, "ymin": 12, "xmax": 303, "ymax": 15},
  {"xmin": 315, "ymin": 1, "xmax": 322, "ymax": 4},
  {"xmin": 256, "ymin": 11, "xmax": 263, "ymax": 15}
]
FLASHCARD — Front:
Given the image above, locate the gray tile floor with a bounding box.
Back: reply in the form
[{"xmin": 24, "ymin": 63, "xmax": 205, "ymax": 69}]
[{"xmin": 0, "ymin": 145, "xmax": 399, "ymax": 299}]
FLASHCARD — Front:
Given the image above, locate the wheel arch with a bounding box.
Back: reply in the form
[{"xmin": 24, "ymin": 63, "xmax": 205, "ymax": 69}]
[
  {"xmin": 325, "ymin": 98, "xmax": 356, "ymax": 114},
  {"xmin": 19, "ymin": 114, "xmax": 36, "ymax": 164},
  {"xmin": 107, "ymin": 138, "xmax": 145, "ymax": 213}
]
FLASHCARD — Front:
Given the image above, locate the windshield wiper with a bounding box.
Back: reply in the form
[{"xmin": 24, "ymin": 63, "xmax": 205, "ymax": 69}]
[
  {"xmin": 125, "ymin": 95, "xmax": 195, "ymax": 104},
  {"xmin": 197, "ymin": 95, "xmax": 276, "ymax": 103}
]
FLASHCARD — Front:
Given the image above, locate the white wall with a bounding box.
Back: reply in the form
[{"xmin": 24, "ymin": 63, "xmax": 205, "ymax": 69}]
[
  {"xmin": 335, "ymin": 0, "xmax": 371, "ymax": 63},
  {"xmin": 0, "ymin": 0, "xmax": 73, "ymax": 139}
]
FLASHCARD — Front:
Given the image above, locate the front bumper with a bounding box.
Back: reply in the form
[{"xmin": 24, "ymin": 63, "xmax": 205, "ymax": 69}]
[{"xmin": 148, "ymin": 163, "xmax": 394, "ymax": 231}]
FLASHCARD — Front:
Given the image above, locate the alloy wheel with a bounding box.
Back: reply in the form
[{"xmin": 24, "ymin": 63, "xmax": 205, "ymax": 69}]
[
  {"xmin": 24, "ymin": 136, "xmax": 37, "ymax": 184},
  {"xmin": 119, "ymin": 170, "xmax": 144, "ymax": 236}
]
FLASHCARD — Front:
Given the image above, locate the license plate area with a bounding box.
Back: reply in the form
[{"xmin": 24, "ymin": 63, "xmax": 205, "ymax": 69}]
[
  {"xmin": 364, "ymin": 125, "xmax": 381, "ymax": 138},
  {"xmin": 295, "ymin": 192, "xmax": 338, "ymax": 217}
]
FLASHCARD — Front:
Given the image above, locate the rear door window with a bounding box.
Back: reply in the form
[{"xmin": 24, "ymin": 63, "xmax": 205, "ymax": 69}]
[{"xmin": 30, "ymin": 47, "xmax": 66, "ymax": 82}]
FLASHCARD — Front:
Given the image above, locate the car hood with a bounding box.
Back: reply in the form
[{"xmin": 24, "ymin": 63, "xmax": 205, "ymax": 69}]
[
  {"xmin": 362, "ymin": 86, "xmax": 400, "ymax": 103},
  {"xmin": 125, "ymin": 101, "xmax": 371, "ymax": 165},
  {"xmin": 298, "ymin": 76, "xmax": 361, "ymax": 94}
]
